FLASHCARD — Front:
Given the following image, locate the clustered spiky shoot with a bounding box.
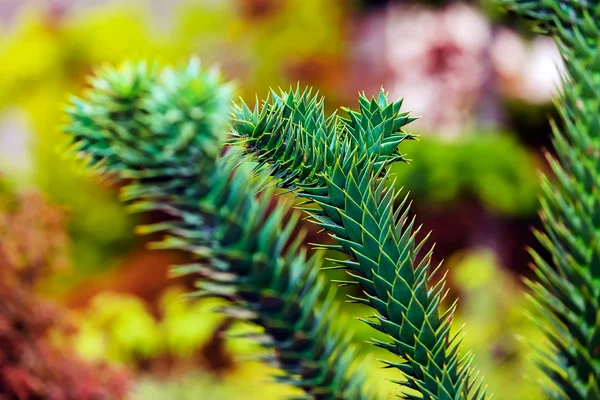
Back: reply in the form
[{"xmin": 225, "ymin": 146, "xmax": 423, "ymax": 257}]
[
  {"xmin": 65, "ymin": 60, "xmax": 375, "ymax": 400},
  {"xmin": 231, "ymin": 89, "xmax": 487, "ymax": 399},
  {"xmin": 499, "ymin": 1, "xmax": 600, "ymax": 399},
  {"xmin": 63, "ymin": 1, "xmax": 600, "ymax": 396}
]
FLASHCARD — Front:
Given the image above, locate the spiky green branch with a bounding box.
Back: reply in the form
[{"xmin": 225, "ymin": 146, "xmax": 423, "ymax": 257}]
[
  {"xmin": 231, "ymin": 89, "xmax": 488, "ymax": 399},
  {"xmin": 501, "ymin": 1, "xmax": 600, "ymax": 399},
  {"xmin": 64, "ymin": 60, "xmax": 375, "ymax": 400}
]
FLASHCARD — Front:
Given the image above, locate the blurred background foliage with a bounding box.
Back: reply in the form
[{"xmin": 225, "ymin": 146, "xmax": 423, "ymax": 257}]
[
  {"xmin": 392, "ymin": 134, "xmax": 538, "ymax": 215},
  {"xmin": 0, "ymin": 0, "xmax": 559, "ymax": 398}
]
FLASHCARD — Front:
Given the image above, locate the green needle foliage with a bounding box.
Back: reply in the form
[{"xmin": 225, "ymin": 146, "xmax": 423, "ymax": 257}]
[
  {"xmin": 54, "ymin": 2, "xmax": 600, "ymax": 397},
  {"xmin": 500, "ymin": 0, "xmax": 600, "ymax": 36},
  {"xmin": 231, "ymin": 89, "xmax": 488, "ymax": 399},
  {"xmin": 501, "ymin": 1, "xmax": 600, "ymax": 399},
  {"xmin": 64, "ymin": 60, "xmax": 376, "ymax": 400}
]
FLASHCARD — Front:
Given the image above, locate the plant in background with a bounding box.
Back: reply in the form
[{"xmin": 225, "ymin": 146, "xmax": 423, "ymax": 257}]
[
  {"xmin": 385, "ymin": 2, "xmax": 492, "ymax": 137},
  {"xmin": 78, "ymin": 289, "xmax": 335, "ymax": 399},
  {"xmin": 449, "ymin": 250, "xmax": 543, "ymax": 399},
  {"xmin": 389, "ymin": 135, "xmax": 538, "ymax": 215},
  {"xmin": 0, "ymin": 191, "xmax": 69, "ymax": 281},
  {"xmin": 0, "ymin": 188, "xmax": 129, "ymax": 399},
  {"xmin": 74, "ymin": 288, "xmax": 235, "ymax": 371},
  {"xmin": 498, "ymin": 1, "xmax": 600, "ymax": 398}
]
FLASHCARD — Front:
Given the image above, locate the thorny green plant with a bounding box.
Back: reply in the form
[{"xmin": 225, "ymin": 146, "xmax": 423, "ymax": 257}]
[{"xmin": 63, "ymin": 1, "xmax": 599, "ymax": 397}]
